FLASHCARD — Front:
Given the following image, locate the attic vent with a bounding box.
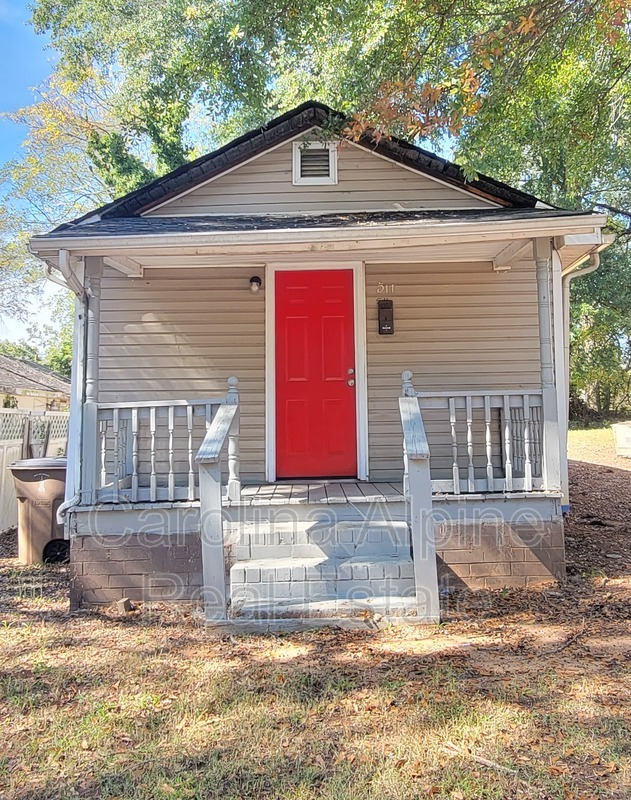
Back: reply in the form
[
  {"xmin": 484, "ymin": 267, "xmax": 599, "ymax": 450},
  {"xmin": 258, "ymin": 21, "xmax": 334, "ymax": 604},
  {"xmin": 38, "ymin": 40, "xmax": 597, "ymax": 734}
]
[
  {"xmin": 292, "ymin": 141, "xmax": 338, "ymax": 185},
  {"xmin": 300, "ymin": 148, "xmax": 331, "ymax": 178}
]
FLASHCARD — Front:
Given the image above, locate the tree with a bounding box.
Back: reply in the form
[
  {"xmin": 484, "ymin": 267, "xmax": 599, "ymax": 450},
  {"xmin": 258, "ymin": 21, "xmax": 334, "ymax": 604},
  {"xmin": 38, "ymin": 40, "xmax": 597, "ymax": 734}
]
[
  {"xmin": 0, "ymin": 340, "xmax": 40, "ymax": 362},
  {"xmin": 567, "ymin": 244, "xmax": 631, "ymax": 414},
  {"xmin": 27, "ymin": 2, "xmax": 631, "ymax": 198},
  {"xmin": 0, "ymin": 208, "xmax": 43, "ymax": 322},
  {"xmin": 27, "ymin": 293, "xmax": 75, "ymax": 378},
  {"xmin": 570, "ymin": 301, "xmax": 631, "ymax": 413},
  {"xmin": 0, "ymin": 293, "xmax": 74, "ymax": 378},
  {"xmin": 0, "ymin": 77, "xmax": 112, "ymax": 323},
  {"xmin": 13, "ymin": 0, "xmax": 631, "ymax": 413}
]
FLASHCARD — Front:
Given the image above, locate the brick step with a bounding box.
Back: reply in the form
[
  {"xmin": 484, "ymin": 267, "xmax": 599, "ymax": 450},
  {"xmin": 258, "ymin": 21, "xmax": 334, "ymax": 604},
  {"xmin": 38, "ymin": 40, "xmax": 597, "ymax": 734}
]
[
  {"xmin": 230, "ymin": 555, "xmax": 415, "ymax": 607},
  {"xmin": 226, "ymin": 520, "xmax": 411, "ymax": 562}
]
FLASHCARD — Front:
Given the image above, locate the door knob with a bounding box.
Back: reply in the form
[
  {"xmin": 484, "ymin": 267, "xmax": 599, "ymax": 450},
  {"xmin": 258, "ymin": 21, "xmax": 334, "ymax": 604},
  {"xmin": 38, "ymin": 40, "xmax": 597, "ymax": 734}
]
[{"xmin": 348, "ymin": 379, "xmax": 355, "ymax": 387}]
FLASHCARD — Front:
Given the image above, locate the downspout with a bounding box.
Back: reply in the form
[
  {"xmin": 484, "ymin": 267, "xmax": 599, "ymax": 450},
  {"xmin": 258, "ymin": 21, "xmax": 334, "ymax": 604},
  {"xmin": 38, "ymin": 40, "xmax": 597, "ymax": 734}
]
[
  {"xmin": 58, "ymin": 249, "xmax": 87, "ymax": 301},
  {"xmin": 57, "ymin": 491, "xmax": 81, "ymax": 523},
  {"xmin": 52, "ymin": 253, "xmax": 89, "ymax": 525},
  {"xmin": 556, "ymin": 250, "xmax": 601, "ymax": 513}
]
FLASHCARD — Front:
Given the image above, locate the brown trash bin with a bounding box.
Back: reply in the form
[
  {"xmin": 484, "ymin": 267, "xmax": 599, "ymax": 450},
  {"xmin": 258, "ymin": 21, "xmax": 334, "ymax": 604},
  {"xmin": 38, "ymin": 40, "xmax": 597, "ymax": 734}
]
[{"xmin": 9, "ymin": 457, "xmax": 68, "ymax": 565}]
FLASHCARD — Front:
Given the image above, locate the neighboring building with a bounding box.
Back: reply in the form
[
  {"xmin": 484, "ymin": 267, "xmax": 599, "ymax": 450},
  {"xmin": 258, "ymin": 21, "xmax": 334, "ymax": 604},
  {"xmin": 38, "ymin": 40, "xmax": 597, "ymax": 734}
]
[
  {"xmin": 0, "ymin": 355, "xmax": 70, "ymax": 412},
  {"xmin": 29, "ymin": 101, "xmax": 611, "ymax": 625}
]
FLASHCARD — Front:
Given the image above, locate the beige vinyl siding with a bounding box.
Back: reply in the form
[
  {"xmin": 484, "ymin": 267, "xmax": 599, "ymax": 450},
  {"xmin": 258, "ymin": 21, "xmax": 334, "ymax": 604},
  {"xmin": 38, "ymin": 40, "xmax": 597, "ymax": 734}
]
[
  {"xmin": 365, "ymin": 261, "xmax": 542, "ymax": 481},
  {"xmin": 145, "ymin": 140, "xmax": 494, "ymax": 216},
  {"xmin": 98, "ymin": 258, "xmax": 542, "ymax": 485},
  {"xmin": 98, "ymin": 266, "xmax": 266, "ymax": 482}
]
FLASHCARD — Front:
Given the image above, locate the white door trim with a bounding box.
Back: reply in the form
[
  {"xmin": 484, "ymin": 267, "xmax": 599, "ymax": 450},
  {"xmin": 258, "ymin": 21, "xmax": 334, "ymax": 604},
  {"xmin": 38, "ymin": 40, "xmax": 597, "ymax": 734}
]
[{"xmin": 265, "ymin": 261, "xmax": 369, "ymax": 482}]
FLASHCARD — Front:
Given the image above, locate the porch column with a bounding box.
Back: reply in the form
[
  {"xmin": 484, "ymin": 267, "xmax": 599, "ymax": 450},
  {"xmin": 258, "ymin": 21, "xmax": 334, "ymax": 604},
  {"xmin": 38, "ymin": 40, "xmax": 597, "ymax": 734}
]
[
  {"xmin": 551, "ymin": 248, "xmax": 570, "ymax": 507},
  {"xmin": 534, "ymin": 239, "xmax": 561, "ymax": 492},
  {"xmin": 81, "ymin": 256, "xmax": 103, "ymax": 505}
]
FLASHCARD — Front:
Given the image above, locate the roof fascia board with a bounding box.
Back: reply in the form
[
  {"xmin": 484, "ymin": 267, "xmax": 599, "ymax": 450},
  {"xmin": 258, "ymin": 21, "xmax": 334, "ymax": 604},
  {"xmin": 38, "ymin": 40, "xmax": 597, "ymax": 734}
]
[{"xmin": 30, "ymin": 214, "xmax": 608, "ymax": 255}]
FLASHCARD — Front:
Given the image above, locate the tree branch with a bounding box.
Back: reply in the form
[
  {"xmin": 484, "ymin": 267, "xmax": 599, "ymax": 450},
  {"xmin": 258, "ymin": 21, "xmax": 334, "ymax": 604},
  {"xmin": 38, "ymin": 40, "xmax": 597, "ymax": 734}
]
[{"xmin": 593, "ymin": 203, "xmax": 631, "ymax": 220}]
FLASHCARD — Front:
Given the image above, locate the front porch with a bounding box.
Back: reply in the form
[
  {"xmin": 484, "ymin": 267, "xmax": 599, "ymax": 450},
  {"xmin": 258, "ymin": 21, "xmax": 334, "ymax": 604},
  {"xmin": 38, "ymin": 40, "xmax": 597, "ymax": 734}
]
[
  {"xmin": 51, "ymin": 221, "xmax": 596, "ymax": 625},
  {"xmin": 66, "ymin": 373, "xmax": 565, "ymax": 623}
]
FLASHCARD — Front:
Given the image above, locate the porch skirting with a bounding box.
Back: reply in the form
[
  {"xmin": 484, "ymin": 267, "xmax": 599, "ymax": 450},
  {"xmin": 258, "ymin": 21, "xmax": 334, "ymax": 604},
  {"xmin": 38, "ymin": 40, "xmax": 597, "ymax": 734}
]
[{"xmin": 68, "ymin": 494, "xmax": 565, "ymax": 610}]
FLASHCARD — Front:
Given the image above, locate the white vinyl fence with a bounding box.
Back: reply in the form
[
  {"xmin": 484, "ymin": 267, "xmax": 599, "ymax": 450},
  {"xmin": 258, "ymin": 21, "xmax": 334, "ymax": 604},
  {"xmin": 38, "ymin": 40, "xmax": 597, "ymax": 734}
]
[{"xmin": 0, "ymin": 410, "xmax": 70, "ymax": 533}]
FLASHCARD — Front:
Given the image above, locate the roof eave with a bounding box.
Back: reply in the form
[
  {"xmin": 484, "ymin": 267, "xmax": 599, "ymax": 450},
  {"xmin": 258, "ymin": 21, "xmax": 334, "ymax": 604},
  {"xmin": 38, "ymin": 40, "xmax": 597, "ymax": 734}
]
[{"xmin": 30, "ymin": 213, "xmax": 610, "ymax": 255}]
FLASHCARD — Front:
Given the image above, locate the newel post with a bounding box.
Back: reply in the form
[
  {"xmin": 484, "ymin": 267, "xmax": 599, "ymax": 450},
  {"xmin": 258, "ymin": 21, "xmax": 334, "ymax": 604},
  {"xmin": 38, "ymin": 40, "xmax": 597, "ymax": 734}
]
[
  {"xmin": 198, "ymin": 459, "xmax": 227, "ymax": 620},
  {"xmin": 226, "ymin": 376, "xmax": 241, "ymax": 501},
  {"xmin": 81, "ymin": 256, "xmax": 103, "ymax": 505},
  {"xmin": 408, "ymin": 455, "xmax": 440, "ymax": 622},
  {"xmin": 401, "ymin": 371, "xmax": 415, "ymax": 497},
  {"xmin": 534, "ymin": 239, "xmax": 561, "ymax": 491},
  {"xmin": 402, "ymin": 370, "xmax": 416, "ymax": 397}
]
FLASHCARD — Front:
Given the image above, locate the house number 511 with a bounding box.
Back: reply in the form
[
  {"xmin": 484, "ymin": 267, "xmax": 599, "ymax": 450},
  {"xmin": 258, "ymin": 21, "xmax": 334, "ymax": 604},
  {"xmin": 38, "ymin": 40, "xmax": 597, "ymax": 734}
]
[{"xmin": 377, "ymin": 282, "xmax": 395, "ymax": 294}]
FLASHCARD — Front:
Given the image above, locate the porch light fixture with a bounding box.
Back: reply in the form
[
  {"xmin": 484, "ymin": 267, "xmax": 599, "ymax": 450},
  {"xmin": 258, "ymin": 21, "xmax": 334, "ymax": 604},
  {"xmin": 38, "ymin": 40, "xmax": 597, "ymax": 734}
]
[{"xmin": 250, "ymin": 275, "xmax": 262, "ymax": 293}]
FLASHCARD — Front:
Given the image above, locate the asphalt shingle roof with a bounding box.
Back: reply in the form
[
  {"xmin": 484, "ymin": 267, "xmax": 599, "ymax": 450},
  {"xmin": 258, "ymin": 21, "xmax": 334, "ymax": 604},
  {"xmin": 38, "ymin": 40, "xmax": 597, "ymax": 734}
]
[
  {"xmin": 36, "ymin": 208, "xmax": 593, "ymax": 241},
  {"xmin": 0, "ymin": 355, "xmax": 71, "ymax": 395}
]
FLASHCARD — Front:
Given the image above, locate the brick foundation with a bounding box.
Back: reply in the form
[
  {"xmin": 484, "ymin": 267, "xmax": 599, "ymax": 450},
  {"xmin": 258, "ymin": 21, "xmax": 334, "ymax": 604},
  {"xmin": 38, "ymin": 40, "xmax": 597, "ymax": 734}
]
[
  {"xmin": 69, "ymin": 533, "xmax": 203, "ymax": 608},
  {"xmin": 436, "ymin": 518, "xmax": 565, "ymax": 590},
  {"xmin": 70, "ymin": 516, "xmax": 565, "ymax": 607}
]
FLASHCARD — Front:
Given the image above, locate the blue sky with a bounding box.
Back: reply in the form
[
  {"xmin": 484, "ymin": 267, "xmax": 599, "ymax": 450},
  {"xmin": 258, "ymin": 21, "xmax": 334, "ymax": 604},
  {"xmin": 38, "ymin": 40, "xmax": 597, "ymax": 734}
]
[
  {"xmin": 0, "ymin": 0, "xmax": 62, "ymax": 342},
  {"xmin": 0, "ymin": 0, "xmax": 52, "ymax": 163}
]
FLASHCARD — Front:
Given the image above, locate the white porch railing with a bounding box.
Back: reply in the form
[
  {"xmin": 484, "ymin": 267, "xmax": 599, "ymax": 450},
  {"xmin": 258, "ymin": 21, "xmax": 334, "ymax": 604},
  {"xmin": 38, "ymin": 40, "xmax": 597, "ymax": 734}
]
[
  {"xmin": 90, "ymin": 377, "xmax": 240, "ymax": 505},
  {"xmin": 401, "ymin": 371, "xmax": 544, "ymax": 494}
]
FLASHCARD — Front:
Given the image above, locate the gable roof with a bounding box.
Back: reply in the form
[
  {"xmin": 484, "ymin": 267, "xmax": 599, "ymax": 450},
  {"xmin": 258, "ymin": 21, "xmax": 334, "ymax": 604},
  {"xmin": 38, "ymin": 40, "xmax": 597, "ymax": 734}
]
[
  {"xmin": 0, "ymin": 355, "xmax": 71, "ymax": 397},
  {"xmin": 52, "ymin": 102, "xmax": 544, "ymax": 234}
]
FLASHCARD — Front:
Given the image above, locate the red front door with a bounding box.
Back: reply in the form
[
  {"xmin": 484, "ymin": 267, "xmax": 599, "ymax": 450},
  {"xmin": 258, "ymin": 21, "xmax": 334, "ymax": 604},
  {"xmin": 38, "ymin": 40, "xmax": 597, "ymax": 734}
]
[{"xmin": 276, "ymin": 269, "xmax": 357, "ymax": 478}]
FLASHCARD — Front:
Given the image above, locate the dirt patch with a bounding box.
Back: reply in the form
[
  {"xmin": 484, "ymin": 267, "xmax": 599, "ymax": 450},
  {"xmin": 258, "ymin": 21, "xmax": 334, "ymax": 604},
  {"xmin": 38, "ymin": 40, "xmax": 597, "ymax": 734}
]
[
  {"xmin": 566, "ymin": 426, "xmax": 631, "ymax": 579},
  {"xmin": 0, "ymin": 431, "xmax": 629, "ymax": 800}
]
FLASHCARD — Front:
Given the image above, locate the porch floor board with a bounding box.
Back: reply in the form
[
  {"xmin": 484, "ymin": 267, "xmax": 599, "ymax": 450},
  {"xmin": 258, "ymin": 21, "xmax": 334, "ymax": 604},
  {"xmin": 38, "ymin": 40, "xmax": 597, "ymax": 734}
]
[{"xmin": 223, "ymin": 481, "xmax": 405, "ymax": 507}]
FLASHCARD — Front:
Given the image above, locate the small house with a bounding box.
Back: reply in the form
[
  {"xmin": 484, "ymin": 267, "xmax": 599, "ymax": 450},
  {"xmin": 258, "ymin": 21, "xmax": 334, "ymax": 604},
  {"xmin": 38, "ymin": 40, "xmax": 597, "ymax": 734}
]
[
  {"xmin": 0, "ymin": 355, "xmax": 70, "ymax": 411},
  {"xmin": 29, "ymin": 102, "xmax": 611, "ymax": 625}
]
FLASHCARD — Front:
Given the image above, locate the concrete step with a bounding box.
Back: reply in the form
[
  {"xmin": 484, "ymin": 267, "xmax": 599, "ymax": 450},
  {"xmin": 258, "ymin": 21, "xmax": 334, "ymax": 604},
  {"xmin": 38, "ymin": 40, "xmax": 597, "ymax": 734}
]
[
  {"xmin": 230, "ymin": 555, "xmax": 415, "ymax": 608},
  {"xmin": 226, "ymin": 520, "xmax": 411, "ymax": 562},
  {"xmin": 232, "ymin": 596, "xmax": 419, "ymax": 619}
]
